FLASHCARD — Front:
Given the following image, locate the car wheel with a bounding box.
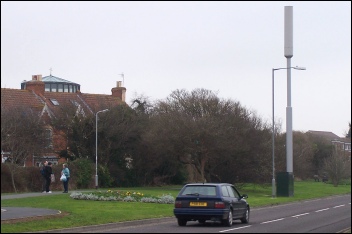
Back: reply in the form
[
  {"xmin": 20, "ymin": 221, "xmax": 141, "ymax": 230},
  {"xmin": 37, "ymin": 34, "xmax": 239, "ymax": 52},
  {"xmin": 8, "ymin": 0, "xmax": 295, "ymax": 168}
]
[
  {"xmin": 222, "ymin": 209, "xmax": 233, "ymax": 226},
  {"xmin": 177, "ymin": 218, "xmax": 187, "ymax": 226},
  {"xmin": 240, "ymin": 207, "xmax": 250, "ymax": 224},
  {"xmin": 198, "ymin": 219, "xmax": 206, "ymax": 224}
]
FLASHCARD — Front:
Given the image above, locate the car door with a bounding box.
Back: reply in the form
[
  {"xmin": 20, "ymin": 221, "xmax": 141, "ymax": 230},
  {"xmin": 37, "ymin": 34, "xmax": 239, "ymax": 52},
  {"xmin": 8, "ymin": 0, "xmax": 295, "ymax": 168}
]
[
  {"xmin": 226, "ymin": 185, "xmax": 245, "ymax": 218},
  {"xmin": 228, "ymin": 185, "xmax": 247, "ymax": 218},
  {"xmin": 220, "ymin": 185, "xmax": 233, "ymax": 210}
]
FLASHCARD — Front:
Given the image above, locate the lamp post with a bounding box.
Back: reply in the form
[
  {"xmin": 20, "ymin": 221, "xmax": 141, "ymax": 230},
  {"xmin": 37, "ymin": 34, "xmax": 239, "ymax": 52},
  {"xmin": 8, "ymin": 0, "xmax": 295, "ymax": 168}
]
[
  {"xmin": 272, "ymin": 66, "xmax": 305, "ymax": 198},
  {"xmin": 95, "ymin": 109, "xmax": 109, "ymax": 189}
]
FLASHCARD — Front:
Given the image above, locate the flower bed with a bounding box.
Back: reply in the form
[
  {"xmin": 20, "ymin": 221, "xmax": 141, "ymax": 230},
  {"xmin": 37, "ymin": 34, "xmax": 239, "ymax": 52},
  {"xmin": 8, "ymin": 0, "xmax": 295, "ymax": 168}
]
[{"xmin": 70, "ymin": 190, "xmax": 175, "ymax": 204}]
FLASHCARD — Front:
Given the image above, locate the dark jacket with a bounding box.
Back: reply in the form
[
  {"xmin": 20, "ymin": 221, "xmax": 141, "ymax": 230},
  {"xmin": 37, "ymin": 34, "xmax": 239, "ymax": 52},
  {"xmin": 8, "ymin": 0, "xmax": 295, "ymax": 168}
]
[{"xmin": 44, "ymin": 165, "xmax": 52, "ymax": 179}]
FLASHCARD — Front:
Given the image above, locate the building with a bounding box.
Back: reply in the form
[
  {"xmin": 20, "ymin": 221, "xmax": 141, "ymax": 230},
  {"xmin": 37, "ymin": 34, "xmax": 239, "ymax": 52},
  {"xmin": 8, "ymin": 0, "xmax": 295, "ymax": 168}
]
[
  {"xmin": 307, "ymin": 130, "xmax": 351, "ymax": 161},
  {"xmin": 1, "ymin": 74, "xmax": 126, "ymax": 167}
]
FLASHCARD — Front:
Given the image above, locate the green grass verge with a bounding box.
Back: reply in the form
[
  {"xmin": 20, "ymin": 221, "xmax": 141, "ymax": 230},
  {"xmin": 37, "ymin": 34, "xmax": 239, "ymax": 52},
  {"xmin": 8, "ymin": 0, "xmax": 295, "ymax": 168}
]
[{"xmin": 1, "ymin": 181, "xmax": 350, "ymax": 233}]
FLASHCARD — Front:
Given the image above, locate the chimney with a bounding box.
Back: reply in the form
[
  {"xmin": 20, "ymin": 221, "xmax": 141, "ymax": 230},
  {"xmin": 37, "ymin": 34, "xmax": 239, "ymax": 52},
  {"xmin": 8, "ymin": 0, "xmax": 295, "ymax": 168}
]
[
  {"xmin": 111, "ymin": 80, "xmax": 126, "ymax": 102},
  {"xmin": 32, "ymin": 75, "xmax": 42, "ymax": 81},
  {"xmin": 26, "ymin": 74, "xmax": 45, "ymax": 96}
]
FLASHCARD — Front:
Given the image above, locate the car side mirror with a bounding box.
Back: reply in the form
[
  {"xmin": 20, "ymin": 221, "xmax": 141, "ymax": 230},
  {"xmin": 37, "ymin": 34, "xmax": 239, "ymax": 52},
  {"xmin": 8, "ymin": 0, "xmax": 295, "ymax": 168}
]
[{"xmin": 241, "ymin": 194, "xmax": 248, "ymax": 199}]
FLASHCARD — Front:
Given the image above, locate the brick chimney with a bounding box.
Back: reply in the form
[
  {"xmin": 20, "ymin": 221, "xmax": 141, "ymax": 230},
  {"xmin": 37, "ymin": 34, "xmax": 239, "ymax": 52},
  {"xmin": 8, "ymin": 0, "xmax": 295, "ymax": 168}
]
[
  {"xmin": 25, "ymin": 75, "xmax": 45, "ymax": 96},
  {"xmin": 111, "ymin": 81, "xmax": 126, "ymax": 102}
]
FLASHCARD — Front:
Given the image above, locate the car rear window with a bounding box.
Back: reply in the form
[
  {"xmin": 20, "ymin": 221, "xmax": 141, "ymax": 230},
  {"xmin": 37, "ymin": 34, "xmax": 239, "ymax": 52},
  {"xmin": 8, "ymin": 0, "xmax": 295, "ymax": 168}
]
[{"xmin": 181, "ymin": 185, "xmax": 217, "ymax": 196}]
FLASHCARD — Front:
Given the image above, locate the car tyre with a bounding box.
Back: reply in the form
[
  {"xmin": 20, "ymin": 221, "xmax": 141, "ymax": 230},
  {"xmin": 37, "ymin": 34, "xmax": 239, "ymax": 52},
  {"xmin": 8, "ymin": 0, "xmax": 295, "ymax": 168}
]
[
  {"xmin": 222, "ymin": 209, "xmax": 233, "ymax": 227},
  {"xmin": 177, "ymin": 218, "xmax": 187, "ymax": 226},
  {"xmin": 240, "ymin": 207, "xmax": 250, "ymax": 224},
  {"xmin": 198, "ymin": 219, "xmax": 206, "ymax": 224}
]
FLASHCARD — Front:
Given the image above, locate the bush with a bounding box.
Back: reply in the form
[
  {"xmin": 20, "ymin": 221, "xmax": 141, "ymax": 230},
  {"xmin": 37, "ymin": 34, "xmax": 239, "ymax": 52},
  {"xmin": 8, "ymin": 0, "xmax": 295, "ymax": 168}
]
[
  {"xmin": 70, "ymin": 159, "xmax": 94, "ymax": 189},
  {"xmin": 98, "ymin": 165, "xmax": 114, "ymax": 188}
]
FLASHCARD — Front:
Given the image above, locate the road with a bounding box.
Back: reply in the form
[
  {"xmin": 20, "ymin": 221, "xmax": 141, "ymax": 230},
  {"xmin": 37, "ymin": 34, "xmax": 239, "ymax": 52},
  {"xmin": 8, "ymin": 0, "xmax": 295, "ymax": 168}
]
[{"xmin": 48, "ymin": 194, "xmax": 349, "ymax": 233}]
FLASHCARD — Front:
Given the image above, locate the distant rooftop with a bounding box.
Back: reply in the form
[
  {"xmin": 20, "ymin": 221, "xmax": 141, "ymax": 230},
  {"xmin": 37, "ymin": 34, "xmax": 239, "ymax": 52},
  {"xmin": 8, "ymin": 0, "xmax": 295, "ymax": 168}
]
[
  {"xmin": 21, "ymin": 74, "xmax": 80, "ymax": 93},
  {"xmin": 42, "ymin": 75, "xmax": 79, "ymax": 84}
]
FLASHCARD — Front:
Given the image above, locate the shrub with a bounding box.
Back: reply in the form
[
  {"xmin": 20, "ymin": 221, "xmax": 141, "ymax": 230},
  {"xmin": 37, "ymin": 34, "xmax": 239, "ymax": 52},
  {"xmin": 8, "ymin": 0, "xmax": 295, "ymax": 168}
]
[{"xmin": 70, "ymin": 159, "xmax": 94, "ymax": 189}]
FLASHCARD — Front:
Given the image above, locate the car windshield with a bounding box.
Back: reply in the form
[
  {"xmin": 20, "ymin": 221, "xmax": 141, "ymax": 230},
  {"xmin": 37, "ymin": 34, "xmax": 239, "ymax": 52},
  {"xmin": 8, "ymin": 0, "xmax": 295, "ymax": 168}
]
[{"xmin": 181, "ymin": 185, "xmax": 217, "ymax": 196}]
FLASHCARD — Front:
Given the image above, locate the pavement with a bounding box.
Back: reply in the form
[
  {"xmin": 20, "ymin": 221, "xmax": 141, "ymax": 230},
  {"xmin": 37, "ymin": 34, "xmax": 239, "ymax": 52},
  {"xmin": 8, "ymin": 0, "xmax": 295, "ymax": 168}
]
[
  {"xmin": 1, "ymin": 191, "xmax": 175, "ymax": 233},
  {"xmin": 1, "ymin": 191, "xmax": 73, "ymax": 221}
]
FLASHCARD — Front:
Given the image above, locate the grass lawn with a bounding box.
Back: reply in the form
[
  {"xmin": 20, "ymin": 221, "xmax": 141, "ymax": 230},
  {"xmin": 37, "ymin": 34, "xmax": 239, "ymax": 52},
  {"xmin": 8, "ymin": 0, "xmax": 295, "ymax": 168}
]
[{"xmin": 1, "ymin": 180, "xmax": 351, "ymax": 233}]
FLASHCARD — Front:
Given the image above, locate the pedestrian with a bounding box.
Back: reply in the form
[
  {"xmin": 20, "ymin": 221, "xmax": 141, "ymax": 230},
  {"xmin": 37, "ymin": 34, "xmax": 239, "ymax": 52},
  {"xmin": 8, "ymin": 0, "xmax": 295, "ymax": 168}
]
[
  {"xmin": 40, "ymin": 161, "xmax": 48, "ymax": 192},
  {"xmin": 43, "ymin": 161, "xmax": 53, "ymax": 193},
  {"xmin": 61, "ymin": 163, "xmax": 70, "ymax": 193}
]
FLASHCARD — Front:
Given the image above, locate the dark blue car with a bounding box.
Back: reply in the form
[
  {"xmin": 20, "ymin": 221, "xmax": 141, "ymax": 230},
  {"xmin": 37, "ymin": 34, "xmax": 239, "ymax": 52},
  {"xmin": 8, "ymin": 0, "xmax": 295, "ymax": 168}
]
[{"xmin": 173, "ymin": 183, "xmax": 250, "ymax": 226}]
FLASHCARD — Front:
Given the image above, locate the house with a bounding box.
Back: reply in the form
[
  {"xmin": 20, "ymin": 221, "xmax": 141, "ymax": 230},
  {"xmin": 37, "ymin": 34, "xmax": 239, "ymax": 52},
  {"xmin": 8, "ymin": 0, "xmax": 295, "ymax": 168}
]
[
  {"xmin": 1, "ymin": 74, "xmax": 126, "ymax": 167},
  {"xmin": 307, "ymin": 130, "xmax": 351, "ymax": 161}
]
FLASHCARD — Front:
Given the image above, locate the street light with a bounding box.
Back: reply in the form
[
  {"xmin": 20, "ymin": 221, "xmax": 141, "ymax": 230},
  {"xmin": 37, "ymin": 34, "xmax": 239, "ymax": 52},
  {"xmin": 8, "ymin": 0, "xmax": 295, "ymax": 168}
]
[
  {"xmin": 95, "ymin": 109, "xmax": 109, "ymax": 189},
  {"xmin": 272, "ymin": 66, "xmax": 305, "ymax": 198}
]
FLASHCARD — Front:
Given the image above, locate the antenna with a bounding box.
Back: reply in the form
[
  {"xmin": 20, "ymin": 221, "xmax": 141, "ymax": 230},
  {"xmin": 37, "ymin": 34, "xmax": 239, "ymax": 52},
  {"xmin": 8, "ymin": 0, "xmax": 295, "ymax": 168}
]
[
  {"xmin": 49, "ymin": 67, "xmax": 53, "ymax": 76},
  {"xmin": 118, "ymin": 73, "xmax": 124, "ymax": 86}
]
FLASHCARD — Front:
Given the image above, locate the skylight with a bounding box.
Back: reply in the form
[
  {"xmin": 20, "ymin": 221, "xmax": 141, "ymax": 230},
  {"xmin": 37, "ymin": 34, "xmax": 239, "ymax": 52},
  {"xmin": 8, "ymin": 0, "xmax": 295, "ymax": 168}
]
[{"xmin": 50, "ymin": 98, "xmax": 59, "ymax": 106}]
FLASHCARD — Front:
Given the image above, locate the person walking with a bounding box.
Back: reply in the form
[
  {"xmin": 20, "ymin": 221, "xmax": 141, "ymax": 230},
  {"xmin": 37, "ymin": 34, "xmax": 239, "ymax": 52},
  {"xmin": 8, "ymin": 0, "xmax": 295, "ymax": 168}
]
[
  {"xmin": 43, "ymin": 162, "xmax": 53, "ymax": 193},
  {"xmin": 40, "ymin": 161, "xmax": 48, "ymax": 192},
  {"xmin": 61, "ymin": 163, "xmax": 70, "ymax": 193}
]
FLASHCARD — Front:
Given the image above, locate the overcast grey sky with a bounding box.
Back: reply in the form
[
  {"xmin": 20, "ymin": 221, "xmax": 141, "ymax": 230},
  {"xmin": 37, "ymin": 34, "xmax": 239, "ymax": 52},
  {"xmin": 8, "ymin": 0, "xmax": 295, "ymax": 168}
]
[{"xmin": 1, "ymin": 1, "xmax": 351, "ymax": 137}]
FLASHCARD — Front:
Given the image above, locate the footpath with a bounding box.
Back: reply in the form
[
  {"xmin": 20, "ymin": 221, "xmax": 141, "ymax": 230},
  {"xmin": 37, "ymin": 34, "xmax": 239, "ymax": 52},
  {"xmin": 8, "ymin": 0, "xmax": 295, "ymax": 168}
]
[{"xmin": 1, "ymin": 191, "xmax": 74, "ymax": 221}]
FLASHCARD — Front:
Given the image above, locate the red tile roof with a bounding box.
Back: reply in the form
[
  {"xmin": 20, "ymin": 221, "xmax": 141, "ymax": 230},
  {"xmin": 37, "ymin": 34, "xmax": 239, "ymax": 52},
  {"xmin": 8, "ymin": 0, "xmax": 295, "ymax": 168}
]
[{"xmin": 1, "ymin": 88, "xmax": 124, "ymax": 119}]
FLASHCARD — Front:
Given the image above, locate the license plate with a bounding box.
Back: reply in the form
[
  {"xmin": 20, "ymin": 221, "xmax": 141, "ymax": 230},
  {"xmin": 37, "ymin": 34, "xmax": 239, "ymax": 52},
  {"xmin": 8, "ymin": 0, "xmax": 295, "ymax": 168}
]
[{"xmin": 190, "ymin": 202, "xmax": 207, "ymax": 207}]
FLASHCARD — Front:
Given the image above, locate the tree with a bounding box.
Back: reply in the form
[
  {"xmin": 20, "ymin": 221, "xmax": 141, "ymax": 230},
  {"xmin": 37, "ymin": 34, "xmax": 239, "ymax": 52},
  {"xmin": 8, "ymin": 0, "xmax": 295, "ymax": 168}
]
[
  {"xmin": 307, "ymin": 133, "xmax": 335, "ymax": 177},
  {"xmin": 323, "ymin": 146, "xmax": 349, "ymax": 187},
  {"xmin": 292, "ymin": 131, "xmax": 315, "ymax": 180},
  {"xmin": 143, "ymin": 88, "xmax": 271, "ymax": 184},
  {"xmin": 1, "ymin": 107, "xmax": 46, "ymax": 192},
  {"xmin": 346, "ymin": 122, "xmax": 351, "ymax": 138}
]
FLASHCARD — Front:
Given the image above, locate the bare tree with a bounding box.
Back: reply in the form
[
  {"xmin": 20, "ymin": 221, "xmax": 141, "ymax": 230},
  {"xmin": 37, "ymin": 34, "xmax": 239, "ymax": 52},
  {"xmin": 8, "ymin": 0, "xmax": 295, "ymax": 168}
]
[
  {"xmin": 1, "ymin": 107, "xmax": 46, "ymax": 192},
  {"xmin": 346, "ymin": 122, "xmax": 351, "ymax": 138},
  {"xmin": 292, "ymin": 131, "xmax": 315, "ymax": 180},
  {"xmin": 144, "ymin": 88, "xmax": 271, "ymax": 184},
  {"xmin": 323, "ymin": 146, "xmax": 349, "ymax": 187}
]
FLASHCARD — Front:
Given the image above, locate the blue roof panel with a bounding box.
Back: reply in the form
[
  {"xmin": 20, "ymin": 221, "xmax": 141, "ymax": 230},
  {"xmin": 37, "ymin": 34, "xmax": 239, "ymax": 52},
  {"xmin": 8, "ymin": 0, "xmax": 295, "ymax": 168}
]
[{"xmin": 42, "ymin": 75, "xmax": 78, "ymax": 84}]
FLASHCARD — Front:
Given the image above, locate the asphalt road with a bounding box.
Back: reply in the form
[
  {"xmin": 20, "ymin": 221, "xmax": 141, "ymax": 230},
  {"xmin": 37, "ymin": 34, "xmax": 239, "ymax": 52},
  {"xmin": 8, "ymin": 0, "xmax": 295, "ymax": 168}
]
[
  {"xmin": 1, "ymin": 192, "xmax": 351, "ymax": 233},
  {"xmin": 59, "ymin": 194, "xmax": 350, "ymax": 233}
]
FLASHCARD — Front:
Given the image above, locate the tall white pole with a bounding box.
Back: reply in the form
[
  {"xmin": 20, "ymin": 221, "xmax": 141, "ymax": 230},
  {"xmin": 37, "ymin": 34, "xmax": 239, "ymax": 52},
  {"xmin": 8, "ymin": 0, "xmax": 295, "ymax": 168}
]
[
  {"xmin": 272, "ymin": 66, "xmax": 305, "ymax": 197},
  {"xmin": 284, "ymin": 6, "xmax": 293, "ymax": 174},
  {"xmin": 272, "ymin": 68, "xmax": 276, "ymax": 198},
  {"xmin": 95, "ymin": 112, "xmax": 98, "ymax": 189},
  {"xmin": 95, "ymin": 109, "xmax": 109, "ymax": 190}
]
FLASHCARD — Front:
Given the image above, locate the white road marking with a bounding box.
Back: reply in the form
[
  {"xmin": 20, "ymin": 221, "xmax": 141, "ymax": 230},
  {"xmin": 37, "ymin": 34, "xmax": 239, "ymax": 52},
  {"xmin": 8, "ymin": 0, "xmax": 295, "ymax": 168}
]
[
  {"xmin": 292, "ymin": 213, "xmax": 309, "ymax": 218},
  {"xmin": 219, "ymin": 225, "xmax": 251, "ymax": 232},
  {"xmin": 315, "ymin": 208, "xmax": 329, "ymax": 212},
  {"xmin": 261, "ymin": 218, "xmax": 285, "ymax": 224}
]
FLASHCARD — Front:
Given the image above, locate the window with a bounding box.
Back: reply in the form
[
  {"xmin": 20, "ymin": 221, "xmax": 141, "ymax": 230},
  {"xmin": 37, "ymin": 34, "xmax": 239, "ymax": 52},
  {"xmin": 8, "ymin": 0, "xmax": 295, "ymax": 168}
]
[
  {"xmin": 229, "ymin": 186, "xmax": 240, "ymax": 198},
  {"xmin": 45, "ymin": 84, "xmax": 50, "ymax": 92},
  {"xmin": 64, "ymin": 84, "xmax": 68, "ymax": 92},
  {"xmin": 50, "ymin": 99, "xmax": 59, "ymax": 106},
  {"xmin": 221, "ymin": 186, "xmax": 229, "ymax": 197},
  {"xmin": 181, "ymin": 185, "xmax": 217, "ymax": 196},
  {"xmin": 58, "ymin": 84, "xmax": 63, "ymax": 92},
  {"xmin": 51, "ymin": 84, "xmax": 57, "ymax": 92},
  {"xmin": 226, "ymin": 186, "xmax": 235, "ymax": 198}
]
